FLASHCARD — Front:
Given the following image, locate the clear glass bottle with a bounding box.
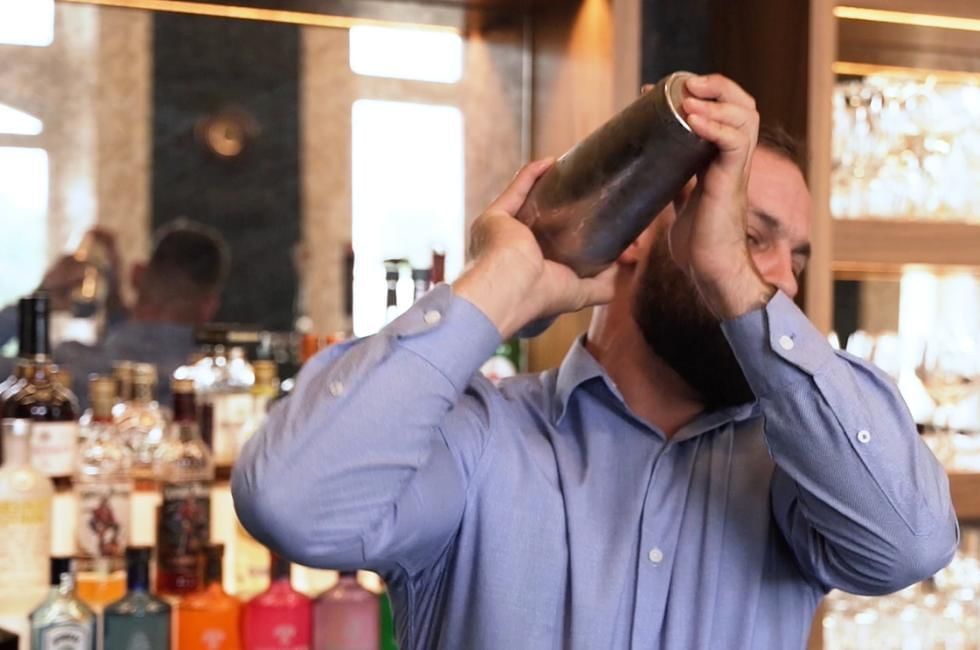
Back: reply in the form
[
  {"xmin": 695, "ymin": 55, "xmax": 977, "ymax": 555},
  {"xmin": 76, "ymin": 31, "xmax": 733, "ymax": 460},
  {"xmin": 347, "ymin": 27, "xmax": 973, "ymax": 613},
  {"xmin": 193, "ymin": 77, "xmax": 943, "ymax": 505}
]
[
  {"xmin": 196, "ymin": 344, "xmax": 254, "ymax": 471},
  {"xmin": 313, "ymin": 572, "xmax": 380, "ymax": 650},
  {"xmin": 177, "ymin": 543, "xmax": 242, "ymax": 650},
  {"xmin": 234, "ymin": 360, "xmax": 280, "ymax": 598},
  {"xmin": 29, "ymin": 557, "xmax": 96, "ymax": 649},
  {"xmin": 243, "ymin": 554, "xmax": 312, "ymax": 650},
  {"xmin": 103, "ymin": 546, "xmax": 171, "ymax": 650},
  {"xmin": 74, "ymin": 375, "xmax": 132, "ymax": 610},
  {"xmin": 0, "ymin": 419, "xmax": 54, "ymax": 613},
  {"xmin": 2, "ymin": 295, "xmax": 80, "ymax": 491},
  {"xmin": 110, "ymin": 361, "xmax": 135, "ymax": 421},
  {"xmin": 116, "ymin": 363, "xmax": 167, "ymax": 486},
  {"xmin": 153, "ymin": 377, "xmax": 214, "ymax": 596}
]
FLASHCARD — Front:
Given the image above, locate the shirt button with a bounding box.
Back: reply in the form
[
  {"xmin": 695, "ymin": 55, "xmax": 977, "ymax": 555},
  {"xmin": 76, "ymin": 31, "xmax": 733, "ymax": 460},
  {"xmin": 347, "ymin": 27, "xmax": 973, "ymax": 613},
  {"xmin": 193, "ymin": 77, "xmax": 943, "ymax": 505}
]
[
  {"xmin": 328, "ymin": 381, "xmax": 345, "ymax": 397},
  {"xmin": 648, "ymin": 547, "xmax": 664, "ymax": 565},
  {"xmin": 778, "ymin": 335, "xmax": 795, "ymax": 351},
  {"xmin": 857, "ymin": 429, "xmax": 871, "ymax": 444},
  {"xmin": 423, "ymin": 310, "xmax": 442, "ymax": 325}
]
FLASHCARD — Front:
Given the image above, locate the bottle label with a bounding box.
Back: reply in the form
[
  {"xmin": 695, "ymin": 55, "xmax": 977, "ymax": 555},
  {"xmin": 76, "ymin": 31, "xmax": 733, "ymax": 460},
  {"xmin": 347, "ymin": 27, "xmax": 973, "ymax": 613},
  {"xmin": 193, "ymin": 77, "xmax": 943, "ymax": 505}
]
[
  {"xmin": 31, "ymin": 422, "xmax": 80, "ymax": 477},
  {"xmin": 211, "ymin": 393, "xmax": 253, "ymax": 465},
  {"xmin": 158, "ymin": 481, "xmax": 210, "ymax": 590},
  {"xmin": 0, "ymin": 497, "xmax": 50, "ymax": 598},
  {"xmin": 77, "ymin": 482, "xmax": 131, "ymax": 558},
  {"xmin": 39, "ymin": 622, "xmax": 93, "ymax": 650},
  {"xmin": 249, "ymin": 621, "xmax": 311, "ymax": 650}
]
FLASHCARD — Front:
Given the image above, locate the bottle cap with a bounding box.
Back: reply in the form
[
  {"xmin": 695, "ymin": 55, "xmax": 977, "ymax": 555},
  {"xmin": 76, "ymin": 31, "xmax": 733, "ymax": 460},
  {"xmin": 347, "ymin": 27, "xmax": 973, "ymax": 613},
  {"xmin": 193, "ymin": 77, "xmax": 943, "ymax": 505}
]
[
  {"xmin": 18, "ymin": 294, "xmax": 50, "ymax": 358},
  {"xmin": 253, "ymin": 360, "xmax": 278, "ymax": 382},
  {"xmin": 50, "ymin": 557, "xmax": 73, "ymax": 585},
  {"xmin": 88, "ymin": 374, "xmax": 117, "ymax": 400},
  {"xmin": 125, "ymin": 546, "xmax": 153, "ymax": 565},
  {"xmin": 171, "ymin": 377, "xmax": 195, "ymax": 394},
  {"xmin": 131, "ymin": 362, "xmax": 157, "ymax": 385}
]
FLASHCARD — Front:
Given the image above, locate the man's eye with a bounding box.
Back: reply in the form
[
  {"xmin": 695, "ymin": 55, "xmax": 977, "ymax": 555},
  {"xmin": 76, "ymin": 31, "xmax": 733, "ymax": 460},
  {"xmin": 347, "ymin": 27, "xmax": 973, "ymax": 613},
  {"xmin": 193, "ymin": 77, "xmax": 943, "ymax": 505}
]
[{"xmin": 747, "ymin": 233, "xmax": 763, "ymax": 248}]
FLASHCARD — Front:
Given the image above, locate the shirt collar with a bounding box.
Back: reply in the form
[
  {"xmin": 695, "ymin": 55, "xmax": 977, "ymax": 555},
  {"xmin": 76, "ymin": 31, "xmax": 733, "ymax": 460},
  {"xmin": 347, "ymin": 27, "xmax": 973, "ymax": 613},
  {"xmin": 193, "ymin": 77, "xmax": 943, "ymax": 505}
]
[{"xmin": 553, "ymin": 336, "xmax": 759, "ymax": 439}]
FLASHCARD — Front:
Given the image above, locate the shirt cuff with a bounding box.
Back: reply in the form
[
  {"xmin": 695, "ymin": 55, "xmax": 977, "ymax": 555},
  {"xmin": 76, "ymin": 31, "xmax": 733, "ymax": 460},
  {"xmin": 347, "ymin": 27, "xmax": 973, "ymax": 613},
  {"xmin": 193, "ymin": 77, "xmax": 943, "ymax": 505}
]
[
  {"xmin": 720, "ymin": 290, "xmax": 836, "ymax": 398},
  {"xmin": 386, "ymin": 283, "xmax": 503, "ymax": 392}
]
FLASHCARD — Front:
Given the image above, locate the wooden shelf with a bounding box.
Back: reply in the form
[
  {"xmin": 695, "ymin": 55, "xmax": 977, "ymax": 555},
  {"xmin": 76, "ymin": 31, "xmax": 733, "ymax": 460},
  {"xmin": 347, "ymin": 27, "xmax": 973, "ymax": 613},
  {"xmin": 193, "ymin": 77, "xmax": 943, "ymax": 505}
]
[
  {"xmin": 832, "ymin": 219, "xmax": 980, "ymax": 272},
  {"xmin": 949, "ymin": 471, "xmax": 980, "ymax": 522}
]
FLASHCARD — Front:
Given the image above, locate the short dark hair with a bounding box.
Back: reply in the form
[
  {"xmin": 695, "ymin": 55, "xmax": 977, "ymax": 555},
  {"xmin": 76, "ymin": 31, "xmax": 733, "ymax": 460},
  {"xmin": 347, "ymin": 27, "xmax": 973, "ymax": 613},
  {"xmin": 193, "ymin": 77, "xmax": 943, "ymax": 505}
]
[
  {"xmin": 146, "ymin": 219, "xmax": 229, "ymax": 298},
  {"xmin": 757, "ymin": 124, "xmax": 806, "ymax": 175}
]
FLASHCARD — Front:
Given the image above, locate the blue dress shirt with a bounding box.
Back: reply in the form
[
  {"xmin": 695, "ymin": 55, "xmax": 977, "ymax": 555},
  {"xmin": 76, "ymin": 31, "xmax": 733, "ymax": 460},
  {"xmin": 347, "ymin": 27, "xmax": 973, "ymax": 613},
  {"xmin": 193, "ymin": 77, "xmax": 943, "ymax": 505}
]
[{"xmin": 233, "ymin": 284, "xmax": 957, "ymax": 649}]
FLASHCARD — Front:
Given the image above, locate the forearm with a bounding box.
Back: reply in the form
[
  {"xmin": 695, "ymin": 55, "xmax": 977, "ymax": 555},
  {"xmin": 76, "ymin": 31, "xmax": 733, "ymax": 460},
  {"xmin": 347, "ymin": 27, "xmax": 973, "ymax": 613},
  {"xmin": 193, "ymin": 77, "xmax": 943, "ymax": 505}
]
[
  {"xmin": 723, "ymin": 293, "xmax": 958, "ymax": 593},
  {"xmin": 232, "ymin": 285, "xmax": 501, "ymax": 573}
]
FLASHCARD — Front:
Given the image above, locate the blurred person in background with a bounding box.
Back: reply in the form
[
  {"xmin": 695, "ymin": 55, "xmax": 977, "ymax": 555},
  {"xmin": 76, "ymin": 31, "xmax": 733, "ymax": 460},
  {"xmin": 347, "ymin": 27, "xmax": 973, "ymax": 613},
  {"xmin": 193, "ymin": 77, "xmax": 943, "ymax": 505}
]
[{"xmin": 0, "ymin": 219, "xmax": 229, "ymax": 407}]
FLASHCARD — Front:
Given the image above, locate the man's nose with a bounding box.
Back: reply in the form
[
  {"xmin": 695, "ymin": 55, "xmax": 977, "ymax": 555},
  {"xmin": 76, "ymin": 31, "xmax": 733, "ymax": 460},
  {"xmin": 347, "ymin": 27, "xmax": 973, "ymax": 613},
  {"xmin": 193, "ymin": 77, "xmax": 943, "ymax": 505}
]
[{"xmin": 758, "ymin": 250, "xmax": 798, "ymax": 299}]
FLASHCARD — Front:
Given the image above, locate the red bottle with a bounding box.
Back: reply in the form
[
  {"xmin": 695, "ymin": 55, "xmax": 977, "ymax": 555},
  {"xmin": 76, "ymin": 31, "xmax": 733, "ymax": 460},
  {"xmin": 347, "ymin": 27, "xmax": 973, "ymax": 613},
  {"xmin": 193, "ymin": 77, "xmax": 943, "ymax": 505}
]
[{"xmin": 243, "ymin": 555, "xmax": 312, "ymax": 650}]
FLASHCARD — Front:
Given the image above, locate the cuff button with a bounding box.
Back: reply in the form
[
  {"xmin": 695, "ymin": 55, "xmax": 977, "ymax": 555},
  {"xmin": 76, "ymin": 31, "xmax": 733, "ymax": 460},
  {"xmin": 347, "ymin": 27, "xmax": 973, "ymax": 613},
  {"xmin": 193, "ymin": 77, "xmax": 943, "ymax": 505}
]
[
  {"xmin": 423, "ymin": 310, "xmax": 443, "ymax": 325},
  {"xmin": 857, "ymin": 429, "xmax": 871, "ymax": 444},
  {"xmin": 778, "ymin": 335, "xmax": 795, "ymax": 351}
]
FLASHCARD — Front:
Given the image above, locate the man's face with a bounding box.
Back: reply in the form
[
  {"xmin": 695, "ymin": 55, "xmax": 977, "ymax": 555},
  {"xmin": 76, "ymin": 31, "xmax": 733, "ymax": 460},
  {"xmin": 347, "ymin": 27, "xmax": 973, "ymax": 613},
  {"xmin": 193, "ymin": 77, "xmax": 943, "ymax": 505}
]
[{"xmin": 632, "ymin": 147, "xmax": 812, "ymax": 409}]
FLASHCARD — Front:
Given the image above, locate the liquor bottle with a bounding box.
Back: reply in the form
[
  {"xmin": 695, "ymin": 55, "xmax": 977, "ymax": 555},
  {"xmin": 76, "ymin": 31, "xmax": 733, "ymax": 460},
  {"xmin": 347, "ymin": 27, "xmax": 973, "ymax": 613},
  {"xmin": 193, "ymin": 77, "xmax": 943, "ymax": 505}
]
[
  {"xmin": 0, "ymin": 419, "xmax": 54, "ymax": 612},
  {"xmin": 480, "ymin": 338, "xmax": 527, "ymax": 384},
  {"xmin": 233, "ymin": 360, "xmax": 280, "ymax": 598},
  {"xmin": 430, "ymin": 251, "xmax": 445, "ymax": 285},
  {"xmin": 116, "ymin": 363, "xmax": 166, "ymax": 486},
  {"xmin": 196, "ymin": 344, "xmax": 254, "ymax": 473},
  {"xmin": 380, "ymin": 589, "xmax": 399, "ymax": 650},
  {"xmin": 2, "ymin": 295, "xmax": 80, "ymax": 490},
  {"xmin": 103, "ymin": 546, "xmax": 171, "ymax": 650},
  {"xmin": 411, "ymin": 268, "xmax": 432, "ymax": 304},
  {"xmin": 110, "ymin": 361, "xmax": 135, "ymax": 420},
  {"xmin": 0, "ymin": 628, "xmax": 16, "ymax": 650},
  {"xmin": 177, "ymin": 543, "xmax": 242, "ymax": 650},
  {"xmin": 74, "ymin": 375, "xmax": 132, "ymax": 610},
  {"xmin": 313, "ymin": 572, "xmax": 380, "ymax": 650},
  {"xmin": 384, "ymin": 261, "xmax": 401, "ymax": 325},
  {"xmin": 154, "ymin": 377, "xmax": 214, "ymax": 596},
  {"xmin": 243, "ymin": 554, "xmax": 312, "ymax": 650},
  {"xmin": 29, "ymin": 557, "xmax": 96, "ymax": 650}
]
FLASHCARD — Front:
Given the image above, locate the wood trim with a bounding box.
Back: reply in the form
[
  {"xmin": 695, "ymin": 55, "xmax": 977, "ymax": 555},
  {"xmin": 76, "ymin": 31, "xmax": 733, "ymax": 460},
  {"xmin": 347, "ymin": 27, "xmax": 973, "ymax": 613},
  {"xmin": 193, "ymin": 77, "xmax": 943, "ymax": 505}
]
[
  {"xmin": 832, "ymin": 219, "xmax": 980, "ymax": 270},
  {"xmin": 834, "ymin": 0, "xmax": 980, "ymax": 22},
  {"xmin": 805, "ymin": 0, "xmax": 836, "ymax": 335},
  {"xmin": 949, "ymin": 471, "xmax": 980, "ymax": 523}
]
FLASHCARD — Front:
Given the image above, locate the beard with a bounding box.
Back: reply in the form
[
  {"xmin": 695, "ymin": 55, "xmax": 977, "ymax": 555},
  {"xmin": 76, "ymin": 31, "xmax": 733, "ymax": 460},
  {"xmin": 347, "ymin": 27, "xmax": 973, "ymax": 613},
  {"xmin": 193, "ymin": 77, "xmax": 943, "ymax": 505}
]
[{"xmin": 632, "ymin": 232, "xmax": 755, "ymax": 410}]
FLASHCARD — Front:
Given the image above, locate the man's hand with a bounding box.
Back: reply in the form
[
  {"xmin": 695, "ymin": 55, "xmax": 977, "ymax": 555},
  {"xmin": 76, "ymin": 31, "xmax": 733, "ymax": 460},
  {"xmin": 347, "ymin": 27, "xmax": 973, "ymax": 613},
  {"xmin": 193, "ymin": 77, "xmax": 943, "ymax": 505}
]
[
  {"xmin": 667, "ymin": 74, "xmax": 775, "ymax": 320},
  {"xmin": 453, "ymin": 159, "xmax": 616, "ymax": 339}
]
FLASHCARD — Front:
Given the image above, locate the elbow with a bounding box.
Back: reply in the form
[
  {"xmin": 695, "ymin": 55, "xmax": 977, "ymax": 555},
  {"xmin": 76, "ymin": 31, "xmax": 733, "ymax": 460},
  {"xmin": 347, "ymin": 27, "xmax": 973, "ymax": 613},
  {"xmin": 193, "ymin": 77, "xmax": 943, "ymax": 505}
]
[{"xmin": 858, "ymin": 519, "xmax": 959, "ymax": 595}]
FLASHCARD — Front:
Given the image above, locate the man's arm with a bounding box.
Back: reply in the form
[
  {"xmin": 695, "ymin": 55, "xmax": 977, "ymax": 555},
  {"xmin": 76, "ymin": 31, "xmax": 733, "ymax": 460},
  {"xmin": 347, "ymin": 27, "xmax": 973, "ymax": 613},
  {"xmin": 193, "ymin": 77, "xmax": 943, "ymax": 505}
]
[
  {"xmin": 723, "ymin": 294, "xmax": 957, "ymax": 594},
  {"xmin": 232, "ymin": 161, "xmax": 616, "ymax": 576}
]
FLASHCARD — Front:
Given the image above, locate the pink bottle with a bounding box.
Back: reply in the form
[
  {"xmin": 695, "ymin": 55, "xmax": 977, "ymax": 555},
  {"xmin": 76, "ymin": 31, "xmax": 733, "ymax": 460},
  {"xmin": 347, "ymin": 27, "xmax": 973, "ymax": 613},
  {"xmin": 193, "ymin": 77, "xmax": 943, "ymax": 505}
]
[
  {"xmin": 313, "ymin": 572, "xmax": 380, "ymax": 650},
  {"xmin": 243, "ymin": 555, "xmax": 313, "ymax": 650}
]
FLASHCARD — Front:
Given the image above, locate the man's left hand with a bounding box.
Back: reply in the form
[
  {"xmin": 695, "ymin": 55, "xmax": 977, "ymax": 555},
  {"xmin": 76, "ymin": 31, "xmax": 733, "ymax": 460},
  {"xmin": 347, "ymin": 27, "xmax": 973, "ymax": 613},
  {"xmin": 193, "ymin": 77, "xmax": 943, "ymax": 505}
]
[{"xmin": 667, "ymin": 74, "xmax": 775, "ymax": 321}]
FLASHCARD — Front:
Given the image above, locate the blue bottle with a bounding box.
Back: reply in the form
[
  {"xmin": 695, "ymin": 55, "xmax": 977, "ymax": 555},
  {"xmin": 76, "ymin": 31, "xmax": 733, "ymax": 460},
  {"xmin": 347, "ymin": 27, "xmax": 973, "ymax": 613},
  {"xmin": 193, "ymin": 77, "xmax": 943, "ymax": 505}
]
[{"xmin": 103, "ymin": 547, "xmax": 171, "ymax": 650}]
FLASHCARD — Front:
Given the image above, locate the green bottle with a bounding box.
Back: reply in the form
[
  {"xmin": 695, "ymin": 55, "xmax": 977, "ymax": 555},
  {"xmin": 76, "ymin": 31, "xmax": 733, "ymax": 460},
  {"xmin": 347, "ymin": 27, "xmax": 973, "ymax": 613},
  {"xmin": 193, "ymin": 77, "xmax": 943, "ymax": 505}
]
[{"xmin": 380, "ymin": 589, "xmax": 398, "ymax": 650}]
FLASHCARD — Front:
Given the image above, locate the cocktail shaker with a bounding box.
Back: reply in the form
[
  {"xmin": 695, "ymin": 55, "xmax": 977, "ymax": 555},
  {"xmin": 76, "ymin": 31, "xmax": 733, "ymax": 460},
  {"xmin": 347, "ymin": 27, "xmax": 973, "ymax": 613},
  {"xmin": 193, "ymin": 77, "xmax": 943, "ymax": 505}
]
[
  {"xmin": 516, "ymin": 71, "xmax": 717, "ymax": 279},
  {"xmin": 514, "ymin": 71, "xmax": 717, "ymax": 337}
]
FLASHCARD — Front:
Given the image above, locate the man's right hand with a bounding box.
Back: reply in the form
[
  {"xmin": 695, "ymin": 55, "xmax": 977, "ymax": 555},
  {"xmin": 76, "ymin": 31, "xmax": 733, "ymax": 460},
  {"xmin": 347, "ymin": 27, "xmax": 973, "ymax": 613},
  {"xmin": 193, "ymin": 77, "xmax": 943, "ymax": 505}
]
[{"xmin": 452, "ymin": 159, "xmax": 616, "ymax": 340}]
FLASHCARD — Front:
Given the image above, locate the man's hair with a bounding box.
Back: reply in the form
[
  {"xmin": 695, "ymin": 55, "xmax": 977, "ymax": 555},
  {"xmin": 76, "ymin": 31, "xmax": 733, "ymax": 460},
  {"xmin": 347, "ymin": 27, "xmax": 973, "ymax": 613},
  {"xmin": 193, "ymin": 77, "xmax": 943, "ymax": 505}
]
[
  {"xmin": 144, "ymin": 219, "xmax": 229, "ymax": 301},
  {"xmin": 757, "ymin": 124, "xmax": 806, "ymax": 175}
]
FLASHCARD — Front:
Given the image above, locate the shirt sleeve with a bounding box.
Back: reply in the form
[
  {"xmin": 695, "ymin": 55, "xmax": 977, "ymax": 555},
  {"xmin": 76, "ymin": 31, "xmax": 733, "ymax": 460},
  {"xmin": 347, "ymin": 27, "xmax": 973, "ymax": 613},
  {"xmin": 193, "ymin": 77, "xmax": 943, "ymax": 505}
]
[
  {"xmin": 721, "ymin": 291, "xmax": 959, "ymax": 595},
  {"xmin": 232, "ymin": 284, "xmax": 503, "ymax": 577}
]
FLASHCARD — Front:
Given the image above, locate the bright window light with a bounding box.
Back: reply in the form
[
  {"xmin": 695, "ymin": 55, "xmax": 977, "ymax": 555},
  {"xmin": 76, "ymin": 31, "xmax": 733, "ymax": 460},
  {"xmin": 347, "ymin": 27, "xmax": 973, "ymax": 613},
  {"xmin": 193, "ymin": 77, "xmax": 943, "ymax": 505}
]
[
  {"xmin": 0, "ymin": 103, "xmax": 43, "ymax": 135},
  {"xmin": 349, "ymin": 26, "xmax": 463, "ymax": 84},
  {"xmin": 0, "ymin": 0, "xmax": 54, "ymax": 47},
  {"xmin": 352, "ymin": 100, "xmax": 464, "ymax": 336},
  {"xmin": 0, "ymin": 147, "xmax": 49, "ymax": 307}
]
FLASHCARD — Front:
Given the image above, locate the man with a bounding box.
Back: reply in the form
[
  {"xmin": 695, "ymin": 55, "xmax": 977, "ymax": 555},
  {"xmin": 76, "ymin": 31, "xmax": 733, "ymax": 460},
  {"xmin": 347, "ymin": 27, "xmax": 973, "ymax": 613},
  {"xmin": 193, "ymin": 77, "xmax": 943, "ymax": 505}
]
[
  {"xmin": 56, "ymin": 219, "xmax": 229, "ymax": 405},
  {"xmin": 233, "ymin": 75, "xmax": 957, "ymax": 649}
]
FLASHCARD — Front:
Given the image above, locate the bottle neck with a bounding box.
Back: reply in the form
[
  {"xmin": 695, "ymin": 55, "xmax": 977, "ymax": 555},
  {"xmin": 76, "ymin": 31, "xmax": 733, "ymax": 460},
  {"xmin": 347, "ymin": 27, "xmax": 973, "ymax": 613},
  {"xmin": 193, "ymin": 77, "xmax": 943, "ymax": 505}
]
[
  {"xmin": 132, "ymin": 382, "xmax": 155, "ymax": 403},
  {"xmin": 270, "ymin": 554, "xmax": 291, "ymax": 582},
  {"xmin": 91, "ymin": 399, "xmax": 114, "ymax": 422},
  {"xmin": 127, "ymin": 559, "xmax": 150, "ymax": 592},
  {"xmin": 172, "ymin": 391, "xmax": 196, "ymax": 424},
  {"xmin": 57, "ymin": 572, "xmax": 75, "ymax": 597},
  {"xmin": 205, "ymin": 554, "xmax": 223, "ymax": 585}
]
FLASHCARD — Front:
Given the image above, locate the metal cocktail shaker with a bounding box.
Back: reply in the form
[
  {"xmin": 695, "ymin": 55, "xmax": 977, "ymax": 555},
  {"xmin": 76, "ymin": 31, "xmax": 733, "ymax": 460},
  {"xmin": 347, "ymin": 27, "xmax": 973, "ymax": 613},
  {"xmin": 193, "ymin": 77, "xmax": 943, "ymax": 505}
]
[{"xmin": 516, "ymin": 71, "xmax": 718, "ymax": 279}]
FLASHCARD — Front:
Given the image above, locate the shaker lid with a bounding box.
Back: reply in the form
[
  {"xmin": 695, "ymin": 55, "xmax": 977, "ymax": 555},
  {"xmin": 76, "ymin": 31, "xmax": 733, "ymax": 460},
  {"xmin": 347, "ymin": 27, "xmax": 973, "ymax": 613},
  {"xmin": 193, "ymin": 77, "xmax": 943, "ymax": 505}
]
[{"xmin": 664, "ymin": 71, "xmax": 698, "ymax": 134}]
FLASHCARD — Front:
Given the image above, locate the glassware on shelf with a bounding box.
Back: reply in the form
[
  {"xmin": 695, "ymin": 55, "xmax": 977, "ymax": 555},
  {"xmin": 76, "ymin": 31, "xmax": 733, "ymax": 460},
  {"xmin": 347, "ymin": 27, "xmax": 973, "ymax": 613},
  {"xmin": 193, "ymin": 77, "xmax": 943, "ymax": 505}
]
[
  {"xmin": 103, "ymin": 547, "xmax": 171, "ymax": 650},
  {"xmin": 831, "ymin": 74, "xmax": 980, "ymax": 223},
  {"xmin": 115, "ymin": 363, "xmax": 167, "ymax": 486}
]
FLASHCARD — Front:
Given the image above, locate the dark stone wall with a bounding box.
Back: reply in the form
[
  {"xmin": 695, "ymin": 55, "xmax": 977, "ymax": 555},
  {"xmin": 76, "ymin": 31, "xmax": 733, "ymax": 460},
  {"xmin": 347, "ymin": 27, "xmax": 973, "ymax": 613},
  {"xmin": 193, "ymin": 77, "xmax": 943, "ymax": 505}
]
[{"xmin": 152, "ymin": 13, "xmax": 301, "ymax": 330}]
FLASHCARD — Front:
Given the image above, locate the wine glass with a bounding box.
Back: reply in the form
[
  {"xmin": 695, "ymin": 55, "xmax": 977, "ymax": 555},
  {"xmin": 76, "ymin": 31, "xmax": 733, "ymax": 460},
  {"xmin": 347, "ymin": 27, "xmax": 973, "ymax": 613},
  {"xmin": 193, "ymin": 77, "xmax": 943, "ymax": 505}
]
[{"xmin": 916, "ymin": 333, "xmax": 980, "ymax": 467}]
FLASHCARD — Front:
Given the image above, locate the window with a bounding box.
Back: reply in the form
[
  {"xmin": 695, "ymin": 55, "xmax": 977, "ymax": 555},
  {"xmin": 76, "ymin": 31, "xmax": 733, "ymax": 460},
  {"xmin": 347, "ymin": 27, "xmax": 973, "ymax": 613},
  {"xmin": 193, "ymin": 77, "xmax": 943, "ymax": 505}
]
[
  {"xmin": 0, "ymin": 0, "xmax": 54, "ymax": 47},
  {"xmin": 0, "ymin": 103, "xmax": 43, "ymax": 135},
  {"xmin": 349, "ymin": 25, "xmax": 463, "ymax": 84},
  {"xmin": 351, "ymin": 100, "xmax": 464, "ymax": 336},
  {"xmin": 0, "ymin": 147, "xmax": 49, "ymax": 307}
]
